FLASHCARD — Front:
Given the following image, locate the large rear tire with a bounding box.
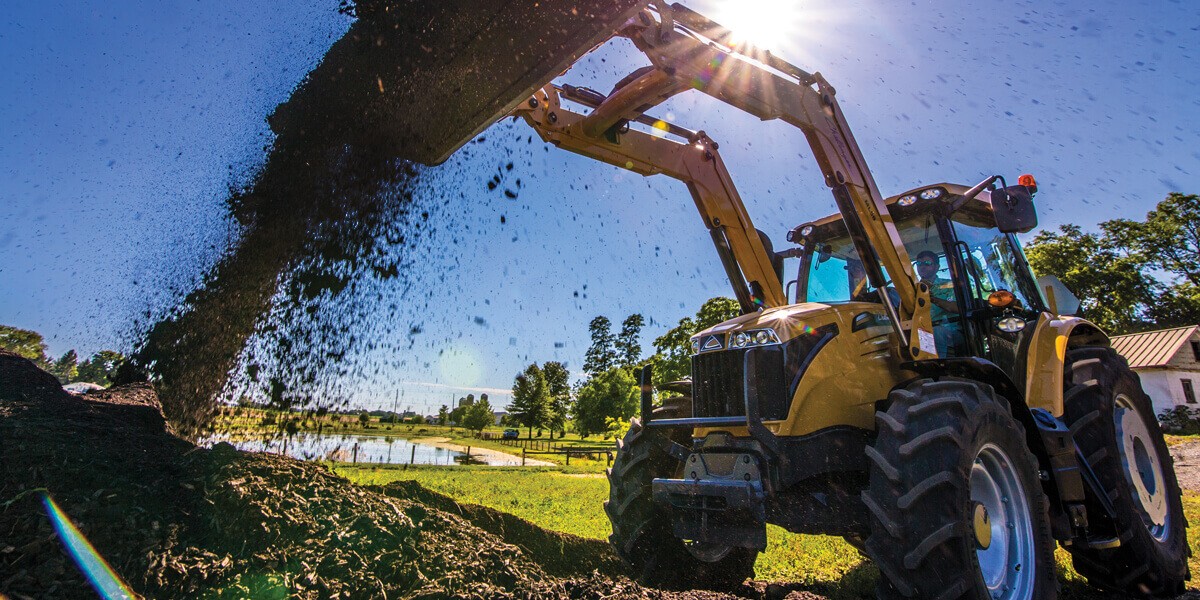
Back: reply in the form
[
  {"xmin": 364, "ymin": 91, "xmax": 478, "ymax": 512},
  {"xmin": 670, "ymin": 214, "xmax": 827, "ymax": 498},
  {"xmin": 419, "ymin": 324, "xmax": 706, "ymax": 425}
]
[
  {"xmin": 1062, "ymin": 347, "xmax": 1189, "ymax": 596},
  {"xmin": 864, "ymin": 378, "xmax": 1056, "ymax": 600},
  {"xmin": 604, "ymin": 417, "xmax": 758, "ymax": 590}
]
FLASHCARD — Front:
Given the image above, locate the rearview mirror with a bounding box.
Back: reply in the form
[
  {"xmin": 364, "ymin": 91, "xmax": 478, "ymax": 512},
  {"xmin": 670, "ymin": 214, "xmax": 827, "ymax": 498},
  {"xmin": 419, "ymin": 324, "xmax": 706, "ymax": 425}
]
[
  {"xmin": 992, "ymin": 185, "xmax": 1038, "ymax": 233},
  {"xmin": 817, "ymin": 244, "xmax": 832, "ymax": 265}
]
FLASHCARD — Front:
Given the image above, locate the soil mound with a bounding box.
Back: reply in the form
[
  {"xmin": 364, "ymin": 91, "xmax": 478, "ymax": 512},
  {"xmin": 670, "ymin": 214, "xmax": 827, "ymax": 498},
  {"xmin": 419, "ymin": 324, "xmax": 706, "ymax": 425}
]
[{"xmin": 0, "ymin": 351, "xmax": 753, "ymax": 599}]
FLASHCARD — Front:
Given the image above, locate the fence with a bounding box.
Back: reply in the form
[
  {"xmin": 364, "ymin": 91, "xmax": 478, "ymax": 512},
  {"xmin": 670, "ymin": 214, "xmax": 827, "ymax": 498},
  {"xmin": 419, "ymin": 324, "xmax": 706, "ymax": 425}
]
[
  {"xmin": 458, "ymin": 432, "xmax": 617, "ymax": 465},
  {"xmin": 519, "ymin": 445, "xmax": 615, "ymax": 466}
]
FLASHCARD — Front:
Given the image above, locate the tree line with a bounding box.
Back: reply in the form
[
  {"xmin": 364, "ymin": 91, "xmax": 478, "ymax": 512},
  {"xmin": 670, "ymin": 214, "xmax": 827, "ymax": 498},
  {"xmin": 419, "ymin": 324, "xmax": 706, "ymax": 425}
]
[
  {"xmin": 500, "ymin": 299, "xmax": 739, "ymax": 440},
  {"xmin": 1025, "ymin": 192, "xmax": 1199, "ymax": 334},
  {"xmin": 0, "ymin": 325, "xmax": 126, "ymax": 385}
]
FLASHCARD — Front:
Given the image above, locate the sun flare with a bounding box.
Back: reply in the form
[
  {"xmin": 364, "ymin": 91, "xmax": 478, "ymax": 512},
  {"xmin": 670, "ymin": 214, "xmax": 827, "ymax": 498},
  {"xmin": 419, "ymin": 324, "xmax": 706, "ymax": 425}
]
[{"xmin": 702, "ymin": 0, "xmax": 806, "ymax": 54}]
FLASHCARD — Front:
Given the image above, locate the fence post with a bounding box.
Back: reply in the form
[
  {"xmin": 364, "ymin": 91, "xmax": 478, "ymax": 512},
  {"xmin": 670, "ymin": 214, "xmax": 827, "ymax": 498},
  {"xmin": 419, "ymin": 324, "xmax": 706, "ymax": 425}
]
[
  {"xmin": 566, "ymin": 450, "xmax": 570, "ymax": 466},
  {"xmin": 522, "ymin": 449, "xmax": 526, "ymax": 466},
  {"xmin": 467, "ymin": 446, "xmax": 471, "ymax": 459},
  {"xmin": 410, "ymin": 445, "xmax": 416, "ymax": 465},
  {"xmin": 352, "ymin": 443, "xmax": 358, "ymax": 464}
]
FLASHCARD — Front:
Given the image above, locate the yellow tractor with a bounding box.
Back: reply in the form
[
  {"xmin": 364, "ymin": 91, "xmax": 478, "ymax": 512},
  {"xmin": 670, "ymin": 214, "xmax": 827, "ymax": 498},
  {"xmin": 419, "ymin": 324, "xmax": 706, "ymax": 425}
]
[{"xmin": 371, "ymin": 2, "xmax": 1189, "ymax": 598}]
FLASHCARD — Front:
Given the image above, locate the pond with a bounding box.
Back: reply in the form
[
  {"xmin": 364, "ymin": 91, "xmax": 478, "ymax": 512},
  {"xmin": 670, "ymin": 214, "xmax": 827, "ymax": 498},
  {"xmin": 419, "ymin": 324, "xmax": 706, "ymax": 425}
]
[{"xmin": 202, "ymin": 432, "xmax": 529, "ymax": 466}]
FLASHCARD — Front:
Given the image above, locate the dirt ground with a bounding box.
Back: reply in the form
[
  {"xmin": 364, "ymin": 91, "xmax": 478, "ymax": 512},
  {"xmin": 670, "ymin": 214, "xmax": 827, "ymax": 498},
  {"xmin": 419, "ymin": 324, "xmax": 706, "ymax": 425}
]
[
  {"xmin": 0, "ymin": 351, "xmax": 827, "ymax": 599},
  {"xmin": 1170, "ymin": 440, "xmax": 1200, "ymax": 494}
]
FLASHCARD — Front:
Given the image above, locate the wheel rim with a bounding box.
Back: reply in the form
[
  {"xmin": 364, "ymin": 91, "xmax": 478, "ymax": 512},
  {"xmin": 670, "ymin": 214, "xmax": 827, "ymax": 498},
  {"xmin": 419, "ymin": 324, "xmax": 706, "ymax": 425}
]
[
  {"xmin": 683, "ymin": 540, "xmax": 733, "ymax": 562},
  {"xmin": 970, "ymin": 443, "xmax": 1035, "ymax": 600},
  {"xmin": 1113, "ymin": 393, "xmax": 1170, "ymax": 541}
]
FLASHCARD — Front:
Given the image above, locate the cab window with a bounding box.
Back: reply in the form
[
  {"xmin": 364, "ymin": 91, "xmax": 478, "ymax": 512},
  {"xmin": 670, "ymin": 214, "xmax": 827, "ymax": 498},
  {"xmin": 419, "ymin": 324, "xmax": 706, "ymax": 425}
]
[{"xmin": 951, "ymin": 220, "xmax": 1040, "ymax": 311}]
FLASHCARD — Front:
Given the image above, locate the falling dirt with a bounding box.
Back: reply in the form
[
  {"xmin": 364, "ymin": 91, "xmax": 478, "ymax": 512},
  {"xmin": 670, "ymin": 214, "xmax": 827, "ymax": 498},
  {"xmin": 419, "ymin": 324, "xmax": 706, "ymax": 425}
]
[{"xmin": 126, "ymin": 0, "xmax": 646, "ymax": 436}]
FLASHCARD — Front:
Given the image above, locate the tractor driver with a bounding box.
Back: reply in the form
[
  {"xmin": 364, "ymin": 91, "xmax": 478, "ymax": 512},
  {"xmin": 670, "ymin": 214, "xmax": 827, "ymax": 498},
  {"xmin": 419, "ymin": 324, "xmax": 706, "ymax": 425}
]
[{"xmin": 915, "ymin": 250, "xmax": 964, "ymax": 356}]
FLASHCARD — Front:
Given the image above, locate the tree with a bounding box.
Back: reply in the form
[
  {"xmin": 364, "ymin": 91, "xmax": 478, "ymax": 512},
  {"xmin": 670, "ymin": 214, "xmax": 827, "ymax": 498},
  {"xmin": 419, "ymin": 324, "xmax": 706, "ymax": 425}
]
[
  {"xmin": 48, "ymin": 350, "xmax": 79, "ymax": 384},
  {"xmin": 358, "ymin": 411, "xmax": 370, "ymax": 427},
  {"xmin": 438, "ymin": 405, "xmax": 450, "ymax": 426},
  {"xmin": 449, "ymin": 405, "xmax": 467, "ymax": 427},
  {"xmin": 507, "ymin": 363, "xmax": 551, "ymax": 439},
  {"xmin": 0, "ymin": 325, "xmax": 49, "ymax": 365},
  {"xmin": 76, "ymin": 350, "xmax": 126, "ymax": 385},
  {"xmin": 583, "ymin": 316, "xmax": 617, "ymax": 374},
  {"xmin": 573, "ymin": 367, "xmax": 639, "ymax": 438},
  {"xmin": 1025, "ymin": 224, "xmax": 1155, "ymax": 333},
  {"xmin": 652, "ymin": 297, "xmax": 740, "ymax": 384},
  {"xmin": 462, "ymin": 396, "xmax": 494, "ymax": 434},
  {"xmin": 1150, "ymin": 283, "xmax": 1200, "ymax": 329},
  {"xmin": 1106, "ymin": 193, "xmax": 1200, "ymax": 286},
  {"xmin": 616, "ymin": 314, "xmax": 645, "ymax": 368},
  {"xmin": 1025, "ymin": 193, "xmax": 1200, "ymax": 334},
  {"xmin": 542, "ymin": 361, "xmax": 571, "ymax": 437}
]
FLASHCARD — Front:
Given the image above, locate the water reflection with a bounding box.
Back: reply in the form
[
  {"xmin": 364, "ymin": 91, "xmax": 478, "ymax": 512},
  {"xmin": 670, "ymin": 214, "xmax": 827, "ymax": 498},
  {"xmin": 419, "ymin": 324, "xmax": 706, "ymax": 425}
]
[{"xmin": 202, "ymin": 433, "xmax": 523, "ymax": 466}]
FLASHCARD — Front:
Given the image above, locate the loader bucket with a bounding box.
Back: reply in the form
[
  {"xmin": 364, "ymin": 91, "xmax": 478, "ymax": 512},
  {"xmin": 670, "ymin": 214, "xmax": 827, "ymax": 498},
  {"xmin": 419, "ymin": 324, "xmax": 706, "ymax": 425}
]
[{"xmin": 268, "ymin": 0, "xmax": 650, "ymax": 165}]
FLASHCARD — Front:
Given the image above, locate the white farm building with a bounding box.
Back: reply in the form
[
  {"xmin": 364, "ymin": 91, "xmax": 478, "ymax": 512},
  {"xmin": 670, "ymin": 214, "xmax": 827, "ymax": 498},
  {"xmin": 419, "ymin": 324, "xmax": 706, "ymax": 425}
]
[{"xmin": 1110, "ymin": 325, "xmax": 1200, "ymax": 416}]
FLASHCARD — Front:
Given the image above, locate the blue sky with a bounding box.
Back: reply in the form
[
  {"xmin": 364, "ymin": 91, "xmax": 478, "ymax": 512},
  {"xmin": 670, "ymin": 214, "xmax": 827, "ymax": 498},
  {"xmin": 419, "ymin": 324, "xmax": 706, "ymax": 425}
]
[{"xmin": 2, "ymin": 0, "xmax": 1197, "ymax": 415}]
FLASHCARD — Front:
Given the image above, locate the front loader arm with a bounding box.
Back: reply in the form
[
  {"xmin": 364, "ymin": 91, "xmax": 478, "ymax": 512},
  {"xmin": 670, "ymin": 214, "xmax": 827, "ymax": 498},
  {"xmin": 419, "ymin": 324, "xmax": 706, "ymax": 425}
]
[
  {"xmin": 623, "ymin": 4, "xmax": 935, "ymax": 357},
  {"xmin": 511, "ymin": 85, "xmax": 788, "ymax": 311}
]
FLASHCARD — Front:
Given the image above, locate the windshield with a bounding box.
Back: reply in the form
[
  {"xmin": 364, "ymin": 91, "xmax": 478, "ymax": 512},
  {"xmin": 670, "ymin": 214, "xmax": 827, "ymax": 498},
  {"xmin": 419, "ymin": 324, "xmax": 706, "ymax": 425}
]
[
  {"xmin": 796, "ymin": 209, "xmax": 1044, "ymax": 314},
  {"xmin": 797, "ymin": 213, "xmax": 952, "ymax": 304},
  {"xmin": 797, "ymin": 236, "xmax": 876, "ymax": 304}
]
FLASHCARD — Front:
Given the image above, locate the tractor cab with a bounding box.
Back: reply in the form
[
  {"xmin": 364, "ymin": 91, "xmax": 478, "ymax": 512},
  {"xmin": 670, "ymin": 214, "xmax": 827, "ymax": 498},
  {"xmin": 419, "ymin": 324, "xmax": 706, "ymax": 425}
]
[{"xmin": 787, "ymin": 180, "xmax": 1044, "ymax": 378}]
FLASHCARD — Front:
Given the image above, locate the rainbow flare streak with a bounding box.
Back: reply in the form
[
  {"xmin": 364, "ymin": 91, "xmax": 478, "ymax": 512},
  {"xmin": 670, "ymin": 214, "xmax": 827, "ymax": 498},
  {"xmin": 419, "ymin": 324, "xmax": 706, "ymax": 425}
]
[{"xmin": 43, "ymin": 494, "xmax": 136, "ymax": 600}]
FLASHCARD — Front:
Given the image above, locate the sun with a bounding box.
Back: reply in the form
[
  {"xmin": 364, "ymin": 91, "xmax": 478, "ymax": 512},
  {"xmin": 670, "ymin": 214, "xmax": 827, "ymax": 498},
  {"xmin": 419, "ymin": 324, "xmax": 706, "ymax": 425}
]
[
  {"xmin": 438, "ymin": 345, "xmax": 482, "ymax": 388},
  {"xmin": 698, "ymin": 0, "xmax": 807, "ymax": 54}
]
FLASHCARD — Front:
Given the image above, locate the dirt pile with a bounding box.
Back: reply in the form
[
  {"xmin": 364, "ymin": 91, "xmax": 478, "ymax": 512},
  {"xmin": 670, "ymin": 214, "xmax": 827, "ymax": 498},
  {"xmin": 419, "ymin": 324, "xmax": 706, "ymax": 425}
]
[{"xmin": 1, "ymin": 351, "xmax": 782, "ymax": 599}]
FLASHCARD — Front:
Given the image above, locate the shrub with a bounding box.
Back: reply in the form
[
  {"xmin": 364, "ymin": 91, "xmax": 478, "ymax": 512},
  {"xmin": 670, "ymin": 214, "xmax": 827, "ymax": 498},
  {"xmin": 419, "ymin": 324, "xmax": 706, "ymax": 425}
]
[{"xmin": 1158, "ymin": 405, "xmax": 1200, "ymax": 435}]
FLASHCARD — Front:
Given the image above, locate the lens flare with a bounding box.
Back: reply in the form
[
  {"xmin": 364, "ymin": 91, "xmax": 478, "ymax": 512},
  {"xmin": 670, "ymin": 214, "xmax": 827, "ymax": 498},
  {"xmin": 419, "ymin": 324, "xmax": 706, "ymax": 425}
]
[
  {"xmin": 43, "ymin": 494, "xmax": 135, "ymax": 600},
  {"xmin": 701, "ymin": 0, "xmax": 807, "ymax": 54}
]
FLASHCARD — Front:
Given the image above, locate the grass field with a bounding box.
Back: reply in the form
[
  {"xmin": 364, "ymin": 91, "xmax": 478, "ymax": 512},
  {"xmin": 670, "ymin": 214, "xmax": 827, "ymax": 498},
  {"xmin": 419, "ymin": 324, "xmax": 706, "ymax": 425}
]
[{"xmin": 338, "ymin": 464, "xmax": 1200, "ymax": 598}]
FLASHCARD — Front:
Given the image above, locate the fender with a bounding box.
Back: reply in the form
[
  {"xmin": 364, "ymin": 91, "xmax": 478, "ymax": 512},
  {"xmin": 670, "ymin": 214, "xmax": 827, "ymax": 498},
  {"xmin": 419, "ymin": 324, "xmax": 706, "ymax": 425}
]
[
  {"xmin": 1024, "ymin": 314, "xmax": 1110, "ymax": 417},
  {"xmin": 901, "ymin": 356, "xmax": 1037, "ymax": 452}
]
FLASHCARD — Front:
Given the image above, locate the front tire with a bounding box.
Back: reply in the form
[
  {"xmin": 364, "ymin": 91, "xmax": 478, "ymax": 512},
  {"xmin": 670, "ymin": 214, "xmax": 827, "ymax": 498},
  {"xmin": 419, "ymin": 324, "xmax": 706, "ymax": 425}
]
[
  {"xmin": 1062, "ymin": 347, "xmax": 1189, "ymax": 596},
  {"xmin": 604, "ymin": 418, "xmax": 758, "ymax": 590},
  {"xmin": 864, "ymin": 379, "xmax": 1056, "ymax": 600}
]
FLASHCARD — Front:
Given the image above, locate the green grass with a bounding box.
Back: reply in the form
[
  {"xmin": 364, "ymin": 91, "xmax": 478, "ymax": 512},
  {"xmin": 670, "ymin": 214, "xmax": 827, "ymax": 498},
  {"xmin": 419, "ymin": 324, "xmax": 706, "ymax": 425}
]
[
  {"xmin": 338, "ymin": 465, "xmax": 873, "ymax": 597},
  {"xmin": 337, "ymin": 466, "xmax": 614, "ymax": 538},
  {"xmin": 338, "ymin": 465, "xmax": 1200, "ymax": 598}
]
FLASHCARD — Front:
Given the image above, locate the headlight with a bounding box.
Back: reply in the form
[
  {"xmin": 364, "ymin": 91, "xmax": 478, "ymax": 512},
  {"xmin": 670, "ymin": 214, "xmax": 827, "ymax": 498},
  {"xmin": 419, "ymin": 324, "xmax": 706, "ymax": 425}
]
[
  {"xmin": 997, "ymin": 317, "xmax": 1026, "ymax": 333},
  {"xmin": 919, "ymin": 187, "xmax": 944, "ymax": 200},
  {"xmin": 898, "ymin": 194, "xmax": 917, "ymax": 206},
  {"xmin": 729, "ymin": 328, "xmax": 780, "ymax": 348}
]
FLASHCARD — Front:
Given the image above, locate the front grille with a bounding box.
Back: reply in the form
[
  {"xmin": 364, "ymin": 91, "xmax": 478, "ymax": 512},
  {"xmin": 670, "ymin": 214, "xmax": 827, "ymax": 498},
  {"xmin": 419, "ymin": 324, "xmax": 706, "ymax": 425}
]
[
  {"xmin": 690, "ymin": 324, "xmax": 839, "ymax": 421},
  {"xmin": 691, "ymin": 348, "xmax": 788, "ymax": 420}
]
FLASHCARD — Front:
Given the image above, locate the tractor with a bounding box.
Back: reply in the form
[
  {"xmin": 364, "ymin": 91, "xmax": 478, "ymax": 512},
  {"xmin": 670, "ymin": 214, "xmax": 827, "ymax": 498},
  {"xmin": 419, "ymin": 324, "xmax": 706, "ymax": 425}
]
[{"xmin": 367, "ymin": 2, "xmax": 1189, "ymax": 598}]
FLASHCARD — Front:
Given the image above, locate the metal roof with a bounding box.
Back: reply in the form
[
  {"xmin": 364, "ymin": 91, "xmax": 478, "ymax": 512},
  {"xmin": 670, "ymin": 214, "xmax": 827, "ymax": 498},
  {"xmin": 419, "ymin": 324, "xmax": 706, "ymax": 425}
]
[{"xmin": 1110, "ymin": 325, "xmax": 1199, "ymax": 368}]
